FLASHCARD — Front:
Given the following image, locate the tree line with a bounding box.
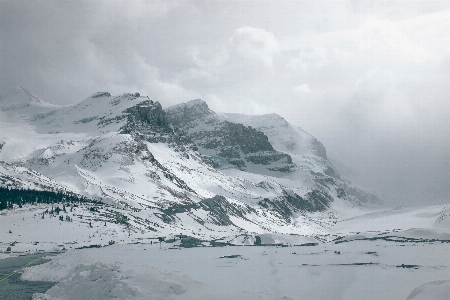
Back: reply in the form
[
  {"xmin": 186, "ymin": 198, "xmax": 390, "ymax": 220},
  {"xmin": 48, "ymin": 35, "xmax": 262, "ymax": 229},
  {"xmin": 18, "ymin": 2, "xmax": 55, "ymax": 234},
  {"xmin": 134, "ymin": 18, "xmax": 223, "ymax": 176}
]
[{"xmin": 0, "ymin": 186, "xmax": 100, "ymax": 210}]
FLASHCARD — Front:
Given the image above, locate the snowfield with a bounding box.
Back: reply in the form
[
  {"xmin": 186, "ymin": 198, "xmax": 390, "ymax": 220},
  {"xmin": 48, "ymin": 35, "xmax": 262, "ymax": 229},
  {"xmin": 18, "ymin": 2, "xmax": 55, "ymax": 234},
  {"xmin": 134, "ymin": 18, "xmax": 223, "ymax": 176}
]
[
  {"xmin": 1, "ymin": 204, "xmax": 448, "ymax": 300},
  {"xmin": 1, "ymin": 89, "xmax": 449, "ymax": 299},
  {"xmin": 19, "ymin": 232, "xmax": 450, "ymax": 300}
]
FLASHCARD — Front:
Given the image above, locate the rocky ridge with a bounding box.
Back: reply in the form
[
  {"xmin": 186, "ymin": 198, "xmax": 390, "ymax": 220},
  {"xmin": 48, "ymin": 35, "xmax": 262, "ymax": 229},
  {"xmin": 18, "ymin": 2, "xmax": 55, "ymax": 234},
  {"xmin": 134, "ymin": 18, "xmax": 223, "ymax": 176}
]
[{"xmin": 165, "ymin": 100, "xmax": 294, "ymax": 172}]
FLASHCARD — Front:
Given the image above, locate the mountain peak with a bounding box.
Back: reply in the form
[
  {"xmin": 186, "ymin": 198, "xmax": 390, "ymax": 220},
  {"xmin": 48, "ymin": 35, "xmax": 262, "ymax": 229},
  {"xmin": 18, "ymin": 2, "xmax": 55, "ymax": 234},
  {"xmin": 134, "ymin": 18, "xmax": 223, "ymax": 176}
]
[
  {"xmin": 90, "ymin": 92, "xmax": 112, "ymax": 98},
  {"xmin": 0, "ymin": 87, "xmax": 57, "ymax": 110},
  {"xmin": 165, "ymin": 99, "xmax": 216, "ymax": 126},
  {"xmin": 15, "ymin": 87, "xmax": 49, "ymax": 105},
  {"xmin": 166, "ymin": 99, "xmax": 208, "ymax": 111},
  {"xmin": 121, "ymin": 100, "xmax": 168, "ymax": 134},
  {"xmin": 186, "ymin": 98, "xmax": 206, "ymax": 106}
]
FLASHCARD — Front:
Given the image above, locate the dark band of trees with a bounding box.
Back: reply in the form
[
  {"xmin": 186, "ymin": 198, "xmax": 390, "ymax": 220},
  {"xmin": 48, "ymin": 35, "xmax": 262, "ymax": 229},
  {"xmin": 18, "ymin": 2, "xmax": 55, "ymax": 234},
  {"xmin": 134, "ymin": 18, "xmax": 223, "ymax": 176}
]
[{"xmin": 0, "ymin": 187, "xmax": 101, "ymax": 210}]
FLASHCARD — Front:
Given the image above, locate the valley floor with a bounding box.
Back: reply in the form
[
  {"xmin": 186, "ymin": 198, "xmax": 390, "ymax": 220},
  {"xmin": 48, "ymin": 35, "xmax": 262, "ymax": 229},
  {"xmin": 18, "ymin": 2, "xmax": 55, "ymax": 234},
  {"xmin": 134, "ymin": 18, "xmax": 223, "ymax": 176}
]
[
  {"xmin": 1, "ymin": 204, "xmax": 449, "ymax": 300},
  {"xmin": 14, "ymin": 241, "xmax": 450, "ymax": 300}
]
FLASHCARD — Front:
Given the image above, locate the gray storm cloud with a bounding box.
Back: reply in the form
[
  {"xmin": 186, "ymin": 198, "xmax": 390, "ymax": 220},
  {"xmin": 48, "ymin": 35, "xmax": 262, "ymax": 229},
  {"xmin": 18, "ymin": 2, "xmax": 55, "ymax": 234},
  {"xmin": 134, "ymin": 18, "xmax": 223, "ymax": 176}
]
[{"xmin": 0, "ymin": 0, "xmax": 449, "ymax": 206}]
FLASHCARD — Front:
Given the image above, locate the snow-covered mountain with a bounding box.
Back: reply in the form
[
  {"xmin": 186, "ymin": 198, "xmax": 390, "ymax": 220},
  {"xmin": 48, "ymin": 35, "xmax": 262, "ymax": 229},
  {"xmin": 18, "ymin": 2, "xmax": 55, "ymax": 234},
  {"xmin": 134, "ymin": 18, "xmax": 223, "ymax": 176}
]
[
  {"xmin": 0, "ymin": 87, "xmax": 58, "ymax": 121},
  {"xmin": 0, "ymin": 89, "xmax": 381, "ymax": 246},
  {"xmin": 222, "ymin": 112, "xmax": 327, "ymax": 159}
]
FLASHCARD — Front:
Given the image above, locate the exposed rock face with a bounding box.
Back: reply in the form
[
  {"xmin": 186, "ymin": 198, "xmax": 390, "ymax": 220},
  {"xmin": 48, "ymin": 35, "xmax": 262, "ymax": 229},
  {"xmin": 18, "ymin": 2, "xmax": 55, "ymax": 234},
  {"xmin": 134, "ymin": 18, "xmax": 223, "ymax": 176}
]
[
  {"xmin": 311, "ymin": 138, "xmax": 327, "ymax": 159},
  {"xmin": 91, "ymin": 92, "xmax": 111, "ymax": 98},
  {"xmin": 165, "ymin": 100, "xmax": 293, "ymax": 171},
  {"xmin": 106, "ymin": 100, "xmax": 196, "ymax": 194},
  {"xmin": 258, "ymin": 180, "xmax": 336, "ymax": 222},
  {"xmin": 159, "ymin": 195, "xmax": 254, "ymax": 226},
  {"xmin": 218, "ymin": 121, "xmax": 273, "ymax": 154},
  {"xmin": 123, "ymin": 100, "xmax": 168, "ymax": 128},
  {"xmin": 166, "ymin": 99, "xmax": 216, "ymax": 126},
  {"xmin": 119, "ymin": 100, "xmax": 182, "ymax": 145},
  {"xmin": 223, "ymin": 112, "xmax": 328, "ymax": 159}
]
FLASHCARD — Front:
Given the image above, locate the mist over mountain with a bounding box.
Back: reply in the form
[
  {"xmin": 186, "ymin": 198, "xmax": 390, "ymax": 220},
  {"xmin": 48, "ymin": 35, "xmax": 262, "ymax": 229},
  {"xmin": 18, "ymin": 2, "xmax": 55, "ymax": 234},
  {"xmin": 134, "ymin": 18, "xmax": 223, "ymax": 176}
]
[
  {"xmin": 2, "ymin": 1, "xmax": 448, "ymax": 209},
  {"xmin": 1, "ymin": 2, "xmax": 449, "ymax": 298}
]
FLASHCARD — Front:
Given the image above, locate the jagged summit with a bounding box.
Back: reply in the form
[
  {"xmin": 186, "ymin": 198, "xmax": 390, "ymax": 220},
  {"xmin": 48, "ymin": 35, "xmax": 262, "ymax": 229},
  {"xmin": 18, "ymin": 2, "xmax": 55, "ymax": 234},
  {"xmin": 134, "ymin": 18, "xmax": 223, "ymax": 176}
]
[
  {"xmin": 166, "ymin": 99, "xmax": 217, "ymax": 126},
  {"xmin": 123, "ymin": 100, "xmax": 167, "ymax": 127}
]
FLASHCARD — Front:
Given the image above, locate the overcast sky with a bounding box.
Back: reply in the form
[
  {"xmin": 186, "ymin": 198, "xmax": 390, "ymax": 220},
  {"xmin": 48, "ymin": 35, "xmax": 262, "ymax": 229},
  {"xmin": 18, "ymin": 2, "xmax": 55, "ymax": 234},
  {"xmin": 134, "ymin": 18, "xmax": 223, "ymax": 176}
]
[{"xmin": 1, "ymin": 0, "xmax": 449, "ymax": 206}]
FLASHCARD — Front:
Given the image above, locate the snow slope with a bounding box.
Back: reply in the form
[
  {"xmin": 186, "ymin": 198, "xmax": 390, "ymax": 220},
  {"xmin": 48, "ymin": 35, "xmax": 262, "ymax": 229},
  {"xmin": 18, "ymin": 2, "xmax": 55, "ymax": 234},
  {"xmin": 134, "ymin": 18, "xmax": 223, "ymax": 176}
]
[
  {"xmin": 19, "ymin": 212, "xmax": 450, "ymax": 300},
  {"xmin": 0, "ymin": 90, "xmax": 448, "ymax": 299},
  {"xmin": 407, "ymin": 280, "xmax": 450, "ymax": 300},
  {"xmin": 1, "ymin": 91, "xmax": 380, "ymax": 250}
]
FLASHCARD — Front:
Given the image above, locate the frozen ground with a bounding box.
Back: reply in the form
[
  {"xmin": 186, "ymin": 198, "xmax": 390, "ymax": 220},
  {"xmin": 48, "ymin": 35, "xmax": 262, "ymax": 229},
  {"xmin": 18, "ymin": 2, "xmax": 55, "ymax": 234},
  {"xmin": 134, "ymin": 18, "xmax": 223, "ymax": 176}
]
[
  {"xmin": 20, "ymin": 240, "xmax": 450, "ymax": 300},
  {"xmin": 0, "ymin": 206, "xmax": 450, "ymax": 300},
  {"xmin": 0, "ymin": 204, "xmax": 447, "ymax": 300}
]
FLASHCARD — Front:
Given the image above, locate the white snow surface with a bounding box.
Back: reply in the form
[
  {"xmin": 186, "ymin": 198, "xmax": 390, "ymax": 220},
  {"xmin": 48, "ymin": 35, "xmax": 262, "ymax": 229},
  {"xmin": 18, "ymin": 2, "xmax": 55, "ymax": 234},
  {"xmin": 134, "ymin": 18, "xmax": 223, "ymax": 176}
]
[
  {"xmin": 1, "ymin": 91, "xmax": 448, "ymax": 299},
  {"xmin": 406, "ymin": 280, "xmax": 450, "ymax": 300},
  {"xmin": 0, "ymin": 204, "xmax": 447, "ymax": 300},
  {"xmin": 19, "ymin": 215, "xmax": 450, "ymax": 300},
  {"xmin": 25, "ymin": 251, "xmax": 287, "ymax": 300}
]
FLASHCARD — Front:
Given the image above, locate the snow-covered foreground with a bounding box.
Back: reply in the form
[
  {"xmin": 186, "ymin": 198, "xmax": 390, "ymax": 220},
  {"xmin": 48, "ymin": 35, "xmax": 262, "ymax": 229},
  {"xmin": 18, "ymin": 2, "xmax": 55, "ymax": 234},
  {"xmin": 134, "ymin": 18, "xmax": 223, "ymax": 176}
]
[
  {"xmin": 22, "ymin": 241, "xmax": 450, "ymax": 299},
  {"xmin": 0, "ymin": 204, "xmax": 449, "ymax": 299},
  {"xmin": 21, "ymin": 240, "xmax": 450, "ymax": 300}
]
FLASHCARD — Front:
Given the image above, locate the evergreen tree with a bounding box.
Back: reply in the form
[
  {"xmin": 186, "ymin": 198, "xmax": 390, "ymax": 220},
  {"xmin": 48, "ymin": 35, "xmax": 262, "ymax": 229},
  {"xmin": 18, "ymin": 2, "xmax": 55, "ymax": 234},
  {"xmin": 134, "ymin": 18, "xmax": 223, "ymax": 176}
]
[{"xmin": 0, "ymin": 187, "xmax": 100, "ymax": 211}]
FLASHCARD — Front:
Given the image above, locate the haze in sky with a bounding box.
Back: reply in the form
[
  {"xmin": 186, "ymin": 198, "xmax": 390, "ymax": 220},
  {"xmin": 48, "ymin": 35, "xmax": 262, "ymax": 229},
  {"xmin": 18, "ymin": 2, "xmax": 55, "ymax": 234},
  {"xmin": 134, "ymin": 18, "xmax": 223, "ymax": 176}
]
[{"xmin": 0, "ymin": 0, "xmax": 449, "ymax": 206}]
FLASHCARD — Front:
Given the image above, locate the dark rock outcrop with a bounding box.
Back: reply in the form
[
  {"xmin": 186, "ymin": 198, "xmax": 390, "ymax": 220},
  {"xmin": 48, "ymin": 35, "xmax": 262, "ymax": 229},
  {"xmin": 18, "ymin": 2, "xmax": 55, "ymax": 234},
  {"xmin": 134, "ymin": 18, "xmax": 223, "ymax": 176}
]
[
  {"xmin": 165, "ymin": 99, "xmax": 216, "ymax": 126},
  {"xmin": 159, "ymin": 195, "xmax": 254, "ymax": 226},
  {"xmin": 311, "ymin": 138, "xmax": 327, "ymax": 159},
  {"xmin": 165, "ymin": 100, "xmax": 294, "ymax": 171},
  {"xmin": 91, "ymin": 92, "xmax": 111, "ymax": 98},
  {"xmin": 123, "ymin": 100, "xmax": 167, "ymax": 128}
]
